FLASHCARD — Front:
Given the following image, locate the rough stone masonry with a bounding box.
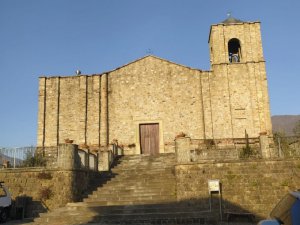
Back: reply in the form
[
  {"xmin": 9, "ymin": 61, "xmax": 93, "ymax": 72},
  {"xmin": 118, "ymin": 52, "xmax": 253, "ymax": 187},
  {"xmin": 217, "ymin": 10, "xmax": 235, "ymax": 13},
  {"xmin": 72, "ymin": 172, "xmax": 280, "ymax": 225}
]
[{"xmin": 37, "ymin": 17, "xmax": 272, "ymax": 155}]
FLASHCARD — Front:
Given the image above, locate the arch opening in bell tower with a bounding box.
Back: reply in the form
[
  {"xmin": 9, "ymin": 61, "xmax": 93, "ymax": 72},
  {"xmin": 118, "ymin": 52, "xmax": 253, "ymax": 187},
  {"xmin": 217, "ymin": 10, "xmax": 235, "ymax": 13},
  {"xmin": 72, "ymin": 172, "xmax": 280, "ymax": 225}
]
[{"xmin": 228, "ymin": 38, "xmax": 242, "ymax": 63}]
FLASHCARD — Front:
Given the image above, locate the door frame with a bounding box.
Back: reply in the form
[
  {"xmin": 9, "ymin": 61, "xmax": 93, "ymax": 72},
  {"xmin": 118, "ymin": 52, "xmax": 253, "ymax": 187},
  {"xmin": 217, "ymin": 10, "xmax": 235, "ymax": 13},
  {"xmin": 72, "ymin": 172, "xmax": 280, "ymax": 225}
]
[{"xmin": 135, "ymin": 120, "xmax": 164, "ymax": 155}]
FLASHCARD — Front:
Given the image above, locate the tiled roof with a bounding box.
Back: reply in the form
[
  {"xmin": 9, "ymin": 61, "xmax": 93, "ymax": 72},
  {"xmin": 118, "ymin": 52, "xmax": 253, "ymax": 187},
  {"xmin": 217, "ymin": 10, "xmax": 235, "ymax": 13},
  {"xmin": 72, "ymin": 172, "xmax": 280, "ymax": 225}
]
[{"xmin": 221, "ymin": 16, "xmax": 244, "ymax": 24}]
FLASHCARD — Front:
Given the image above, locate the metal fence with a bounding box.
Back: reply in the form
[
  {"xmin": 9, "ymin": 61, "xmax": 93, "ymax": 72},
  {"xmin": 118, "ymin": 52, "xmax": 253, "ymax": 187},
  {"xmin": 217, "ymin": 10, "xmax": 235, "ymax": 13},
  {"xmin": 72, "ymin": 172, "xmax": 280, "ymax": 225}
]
[
  {"xmin": 0, "ymin": 146, "xmax": 36, "ymax": 168},
  {"xmin": 274, "ymin": 136, "xmax": 300, "ymax": 158}
]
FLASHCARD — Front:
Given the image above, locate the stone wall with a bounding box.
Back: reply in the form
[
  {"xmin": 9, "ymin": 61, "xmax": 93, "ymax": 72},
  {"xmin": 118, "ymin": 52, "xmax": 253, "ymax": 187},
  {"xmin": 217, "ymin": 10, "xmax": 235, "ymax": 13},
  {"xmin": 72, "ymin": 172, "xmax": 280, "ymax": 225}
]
[
  {"xmin": 175, "ymin": 158, "xmax": 300, "ymax": 219},
  {"xmin": 37, "ymin": 57, "xmax": 272, "ymax": 155},
  {"xmin": 175, "ymin": 136, "xmax": 263, "ymax": 163},
  {"xmin": 108, "ymin": 56, "xmax": 205, "ymax": 155},
  {"xmin": 0, "ymin": 168, "xmax": 98, "ymax": 218},
  {"xmin": 207, "ymin": 21, "xmax": 272, "ymax": 139},
  {"xmin": 37, "ymin": 21, "xmax": 273, "ymax": 155},
  {"xmin": 37, "ymin": 75, "xmax": 103, "ymax": 149}
]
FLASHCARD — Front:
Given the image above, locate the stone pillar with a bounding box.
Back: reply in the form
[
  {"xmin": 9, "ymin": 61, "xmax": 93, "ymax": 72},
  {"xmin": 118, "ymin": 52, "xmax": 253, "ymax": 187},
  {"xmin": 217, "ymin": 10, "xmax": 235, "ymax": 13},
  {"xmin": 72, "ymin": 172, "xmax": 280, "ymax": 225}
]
[
  {"xmin": 44, "ymin": 77, "xmax": 60, "ymax": 147},
  {"xmin": 100, "ymin": 73, "xmax": 108, "ymax": 148},
  {"xmin": 89, "ymin": 153, "xmax": 98, "ymax": 171},
  {"xmin": 260, "ymin": 134, "xmax": 271, "ymax": 158},
  {"xmin": 98, "ymin": 150, "xmax": 110, "ymax": 171},
  {"xmin": 37, "ymin": 77, "xmax": 46, "ymax": 148},
  {"xmin": 175, "ymin": 137, "xmax": 191, "ymax": 163},
  {"xmin": 57, "ymin": 144, "xmax": 80, "ymax": 170},
  {"xmin": 79, "ymin": 145, "xmax": 90, "ymax": 169},
  {"xmin": 78, "ymin": 76, "xmax": 87, "ymax": 144}
]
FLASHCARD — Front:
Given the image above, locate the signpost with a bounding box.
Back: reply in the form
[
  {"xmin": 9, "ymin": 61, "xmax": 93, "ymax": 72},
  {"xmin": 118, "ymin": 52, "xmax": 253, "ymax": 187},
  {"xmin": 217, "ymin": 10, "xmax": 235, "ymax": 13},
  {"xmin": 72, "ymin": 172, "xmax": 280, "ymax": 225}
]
[{"xmin": 208, "ymin": 179, "xmax": 222, "ymax": 220}]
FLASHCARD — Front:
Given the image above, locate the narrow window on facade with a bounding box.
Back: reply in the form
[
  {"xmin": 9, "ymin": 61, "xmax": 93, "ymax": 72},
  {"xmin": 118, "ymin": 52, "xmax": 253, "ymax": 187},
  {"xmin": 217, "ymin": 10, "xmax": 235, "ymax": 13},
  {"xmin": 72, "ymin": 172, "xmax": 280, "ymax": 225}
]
[{"xmin": 228, "ymin": 38, "xmax": 242, "ymax": 63}]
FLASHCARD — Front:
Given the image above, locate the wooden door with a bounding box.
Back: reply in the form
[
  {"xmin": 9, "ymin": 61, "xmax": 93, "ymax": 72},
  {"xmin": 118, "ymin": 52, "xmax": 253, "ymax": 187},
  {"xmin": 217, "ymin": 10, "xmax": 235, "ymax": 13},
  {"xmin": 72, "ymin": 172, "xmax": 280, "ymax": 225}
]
[{"xmin": 139, "ymin": 123, "xmax": 159, "ymax": 155}]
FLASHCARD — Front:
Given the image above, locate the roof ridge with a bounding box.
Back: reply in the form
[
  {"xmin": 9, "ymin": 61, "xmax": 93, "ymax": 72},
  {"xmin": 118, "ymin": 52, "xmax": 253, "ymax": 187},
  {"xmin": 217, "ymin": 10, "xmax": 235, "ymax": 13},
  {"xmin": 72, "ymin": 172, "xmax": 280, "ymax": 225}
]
[
  {"xmin": 221, "ymin": 16, "xmax": 244, "ymax": 24},
  {"xmin": 105, "ymin": 55, "xmax": 202, "ymax": 73}
]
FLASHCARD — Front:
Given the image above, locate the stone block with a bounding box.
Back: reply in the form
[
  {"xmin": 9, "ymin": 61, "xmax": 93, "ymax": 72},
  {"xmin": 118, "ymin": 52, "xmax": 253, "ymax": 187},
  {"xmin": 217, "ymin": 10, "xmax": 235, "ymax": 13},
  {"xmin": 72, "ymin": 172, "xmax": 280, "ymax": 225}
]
[
  {"xmin": 98, "ymin": 150, "xmax": 110, "ymax": 171},
  {"xmin": 175, "ymin": 137, "xmax": 191, "ymax": 163},
  {"xmin": 57, "ymin": 144, "xmax": 81, "ymax": 170}
]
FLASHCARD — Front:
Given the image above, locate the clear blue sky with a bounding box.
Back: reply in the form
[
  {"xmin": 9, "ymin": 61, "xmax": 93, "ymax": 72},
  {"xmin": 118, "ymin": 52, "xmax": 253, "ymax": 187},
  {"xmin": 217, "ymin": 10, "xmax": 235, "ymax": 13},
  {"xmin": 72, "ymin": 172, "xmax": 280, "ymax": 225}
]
[{"xmin": 1, "ymin": 0, "xmax": 300, "ymax": 147}]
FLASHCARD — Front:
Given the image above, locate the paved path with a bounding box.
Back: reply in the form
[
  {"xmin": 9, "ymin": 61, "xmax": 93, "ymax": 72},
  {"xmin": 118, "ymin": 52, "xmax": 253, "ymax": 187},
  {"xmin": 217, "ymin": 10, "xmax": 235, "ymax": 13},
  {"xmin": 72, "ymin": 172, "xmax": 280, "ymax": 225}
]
[{"xmin": 4, "ymin": 219, "xmax": 256, "ymax": 225}]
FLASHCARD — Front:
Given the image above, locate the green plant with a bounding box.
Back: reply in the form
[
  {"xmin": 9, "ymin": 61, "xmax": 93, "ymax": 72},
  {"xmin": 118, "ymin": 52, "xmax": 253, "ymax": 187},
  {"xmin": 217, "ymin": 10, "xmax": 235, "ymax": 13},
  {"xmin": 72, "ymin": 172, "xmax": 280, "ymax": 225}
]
[
  {"xmin": 37, "ymin": 172, "xmax": 52, "ymax": 180},
  {"xmin": 251, "ymin": 181, "xmax": 259, "ymax": 187},
  {"xmin": 175, "ymin": 132, "xmax": 186, "ymax": 139},
  {"xmin": 22, "ymin": 152, "xmax": 46, "ymax": 167},
  {"xmin": 281, "ymin": 180, "xmax": 290, "ymax": 187},
  {"xmin": 39, "ymin": 187, "xmax": 53, "ymax": 200},
  {"xmin": 239, "ymin": 131, "xmax": 255, "ymax": 158},
  {"xmin": 225, "ymin": 170, "xmax": 236, "ymax": 180},
  {"xmin": 293, "ymin": 120, "xmax": 300, "ymax": 136},
  {"xmin": 239, "ymin": 145, "xmax": 253, "ymax": 158},
  {"xmin": 128, "ymin": 143, "xmax": 136, "ymax": 148},
  {"xmin": 273, "ymin": 132, "xmax": 294, "ymax": 156},
  {"xmin": 204, "ymin": 139, "xmax": 215, "ymax": 149},
  {"xmin": 250, "ymin": 164, "xmax": 257, "ymax": 170}
]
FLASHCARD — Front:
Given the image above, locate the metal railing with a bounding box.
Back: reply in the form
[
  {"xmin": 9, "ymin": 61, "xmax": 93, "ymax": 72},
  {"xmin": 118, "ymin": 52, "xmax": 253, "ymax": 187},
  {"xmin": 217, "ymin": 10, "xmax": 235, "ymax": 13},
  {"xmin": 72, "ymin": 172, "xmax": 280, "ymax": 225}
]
[
  {"xmin": 0, "ymin": 146, "xmax": 36, "ymax": 168},
  {"xmin": 274, "ymin": 136, "xmax": 300, "ymax": 158}
]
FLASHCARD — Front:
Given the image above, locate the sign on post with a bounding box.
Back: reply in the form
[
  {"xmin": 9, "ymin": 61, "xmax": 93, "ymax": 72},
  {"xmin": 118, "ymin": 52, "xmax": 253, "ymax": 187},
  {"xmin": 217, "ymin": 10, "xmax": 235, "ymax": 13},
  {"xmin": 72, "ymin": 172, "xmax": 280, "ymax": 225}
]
[{"xmin": 208, "ymin": 179, "xmax": 220, "ymax": 193}]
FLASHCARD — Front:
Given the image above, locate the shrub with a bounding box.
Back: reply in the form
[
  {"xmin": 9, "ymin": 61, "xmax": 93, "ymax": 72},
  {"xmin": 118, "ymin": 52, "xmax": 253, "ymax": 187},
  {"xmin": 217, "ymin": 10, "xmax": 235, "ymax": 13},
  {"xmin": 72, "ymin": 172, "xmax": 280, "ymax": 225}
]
[
  {"xmin": 128, "ymin": 143, "xmax": 136, "ymax": 148},
  {"xmin": 22, "ymin": 152, "xmax": 46, "ymax": 167},
  {"xmin": 37, "ymin": 172, "xmax": 52, "ymax": 180},
  {"xmin": 39, "ymin": 187, "xmax": 53, "ymax": 200},
  {"xmin": 204, "ymin": 139, "xmax": 215, "ymax": 149},
  {"xmin": 239, "ymin": 145, "xmax": 253, "ymax": 158}
]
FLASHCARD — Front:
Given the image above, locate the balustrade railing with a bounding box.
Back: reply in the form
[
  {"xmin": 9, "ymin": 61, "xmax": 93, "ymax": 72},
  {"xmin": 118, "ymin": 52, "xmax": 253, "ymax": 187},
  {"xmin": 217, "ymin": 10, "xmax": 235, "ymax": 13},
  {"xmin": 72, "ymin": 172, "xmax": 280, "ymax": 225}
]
[{"xmin": 0, "ymin": 146, "xmax": 36, "ymax": 168}]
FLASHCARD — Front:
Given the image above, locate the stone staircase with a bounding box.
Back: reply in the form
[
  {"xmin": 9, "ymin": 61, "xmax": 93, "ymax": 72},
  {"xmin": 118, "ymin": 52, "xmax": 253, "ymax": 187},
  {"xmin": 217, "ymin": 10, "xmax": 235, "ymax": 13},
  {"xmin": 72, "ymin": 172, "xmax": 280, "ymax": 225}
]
[{"xmin": 28, "ymin": 153, "xmax": 215, "ymax": 225}]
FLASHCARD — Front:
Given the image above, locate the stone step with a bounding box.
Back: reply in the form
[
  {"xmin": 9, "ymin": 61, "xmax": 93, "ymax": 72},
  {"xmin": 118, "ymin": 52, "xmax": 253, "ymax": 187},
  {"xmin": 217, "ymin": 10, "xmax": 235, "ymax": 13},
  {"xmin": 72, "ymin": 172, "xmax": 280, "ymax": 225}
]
[
  {"xmin": 115, "ymin": 160, "xmax": 175, "ymax": 164},
  {"xmin": 112, "ymin": 164, "xmax": 174, "ymax": 169},
  {"xmin": 53, "ymin": 203, "xmax": 214, "ymax": 224},
  {"xmin": 87, "ymin": 195, "xmax": 176, "ymax": 202},
  {"xmin": 103, "ymin": 176, "xmax": 174, "ymax": 182},
  {"xmin": 119, "ymin": 153, "xmax": 175, "ymax": 160},
  {"xmin": 66, "ymin": 202, "xmax": 210, "ymax": 212},
  {"xmin": 110, "ymin": 169, "xmax": 174, "ymax": 174},
  {"xmin": 98, "ymin": 178, "xmax": 175, "ymax": 184},
  {"xmin": 88, "ymin": 193, "xmax": 176, "ymax": 200},
  {"xmin": 111, "ymin": 168, "xmax": 174, "ymax": 173},
  {"xmin": 97, "ymin": 211, "xmax": 212, "ymax": 220},
  {"xmin": 90, "ymin": 192, "xmax": 176, "ymax": 198},
  {"xmin": 105, "ymin": 175, "xmax": 174, "ymax": 180},
  {"xmin": 30, "ymin": 153, "xmax": 181, "ymax": 225},
  {"xmin": 101, "ymin": 180, "xmax": 175, "ymax": 187},
  {"xmin": 91, "ymin": 188, "xmax": 176, "ymax": 195},
  {"xmin": 83, "ymin": 198, "xmax": 176, "ymax": 205},
  {"xmin": 97, "ymin": 217, "xmax": 211, "ymax": 225},
  {"xmin": 109, "ymin": 171, "xmax": 175, "ymax": 176},
  {"xmin": 66, "ymin": 206, "xmax": 208, "ymax": 215},
  {"xmin": 93, "ymin": 186, "xmax": 175, "ymax": 193},
  {"xmin": 117, "ymin": 157, "xmax": 175, "ymax": 161},
  {"xmin": 113, "ymin": 158, "xmax": 175, "ymax": 163},
  {"xmin": 91, "ymin": 188, "xmax": 175, "ymax": 195},
  {"xmin": 35, "ymin": 203, "xmax": 215, "ymax": 225},
  {"xmin": 97, "ymin": 179, "xmax": 174, "ymax": 184}
]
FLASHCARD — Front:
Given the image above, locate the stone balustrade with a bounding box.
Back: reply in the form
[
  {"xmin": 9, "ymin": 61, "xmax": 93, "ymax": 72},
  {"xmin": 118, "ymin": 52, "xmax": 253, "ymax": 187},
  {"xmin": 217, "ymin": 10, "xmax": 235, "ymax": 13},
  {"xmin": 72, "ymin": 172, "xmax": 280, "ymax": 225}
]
[{"xmin": 175, "ymin": 135, "xmax": 275, "ymax": 163}]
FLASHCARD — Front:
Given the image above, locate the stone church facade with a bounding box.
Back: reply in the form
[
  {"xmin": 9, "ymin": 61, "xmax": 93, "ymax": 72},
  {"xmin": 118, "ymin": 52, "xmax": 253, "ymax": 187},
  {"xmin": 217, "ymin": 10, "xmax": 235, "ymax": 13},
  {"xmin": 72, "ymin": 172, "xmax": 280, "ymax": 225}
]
[{"xmin": 37, "ymin": 17, "xmax": 272, "ymax": 155}]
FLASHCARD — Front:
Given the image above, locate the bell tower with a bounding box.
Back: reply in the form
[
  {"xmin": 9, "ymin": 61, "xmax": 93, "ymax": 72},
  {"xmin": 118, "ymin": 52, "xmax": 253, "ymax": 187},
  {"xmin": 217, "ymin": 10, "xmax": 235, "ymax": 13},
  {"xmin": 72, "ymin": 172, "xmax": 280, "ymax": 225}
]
[
  {"xmin": 206, "ymin": 16, "xmax": 272, "ymax": 138},
  {"xmin": 209, "ymin": 16, "xmax": 265, "ymax": 66}
]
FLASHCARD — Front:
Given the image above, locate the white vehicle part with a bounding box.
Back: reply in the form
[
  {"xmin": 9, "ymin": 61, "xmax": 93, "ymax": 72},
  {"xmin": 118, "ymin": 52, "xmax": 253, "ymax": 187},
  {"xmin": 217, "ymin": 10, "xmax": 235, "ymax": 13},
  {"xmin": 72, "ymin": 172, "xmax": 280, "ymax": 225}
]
[{"xmin": 0, "ymin": 185, "xmax": 12, "ymax": 208}]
